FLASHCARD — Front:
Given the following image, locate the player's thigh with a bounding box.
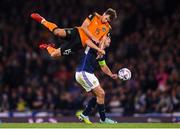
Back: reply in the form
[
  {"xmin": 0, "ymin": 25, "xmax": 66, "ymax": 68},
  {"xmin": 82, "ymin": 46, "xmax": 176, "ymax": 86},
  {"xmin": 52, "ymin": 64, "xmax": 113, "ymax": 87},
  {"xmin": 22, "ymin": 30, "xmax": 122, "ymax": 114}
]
[
  {"xmin": 75, "ymin": 72, "xmax": 90, "ymax": 92},
  {"xmin": 61, "ymin": 28, "xmax": 77, "ymax": 39},
  {"xmin": 75, "ymin": 72, "xmax": 100, "ymax": 92},
  {"xmin": 59, "ymin": 28, "xmax": 82, "ymax": 56},
  {"xmin": 55, "ymin": 27, "xmax": 79, "ymax": 41}
]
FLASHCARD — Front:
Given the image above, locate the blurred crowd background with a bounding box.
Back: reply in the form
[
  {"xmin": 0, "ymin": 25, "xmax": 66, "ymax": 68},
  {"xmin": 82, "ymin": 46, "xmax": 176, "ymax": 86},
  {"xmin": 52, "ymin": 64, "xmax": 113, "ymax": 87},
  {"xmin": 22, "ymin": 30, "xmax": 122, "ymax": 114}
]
[{"xmin": 0, "ymin": 0, "xmax": 179, "ymax": 116}]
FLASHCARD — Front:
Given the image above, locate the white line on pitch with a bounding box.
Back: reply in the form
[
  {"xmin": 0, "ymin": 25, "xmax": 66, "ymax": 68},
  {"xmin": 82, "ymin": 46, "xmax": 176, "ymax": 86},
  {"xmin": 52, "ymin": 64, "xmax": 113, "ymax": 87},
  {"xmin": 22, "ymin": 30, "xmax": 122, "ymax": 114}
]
[{"xmin": 0, "ymin": 127, "xmax": 179, "ymax": 129}]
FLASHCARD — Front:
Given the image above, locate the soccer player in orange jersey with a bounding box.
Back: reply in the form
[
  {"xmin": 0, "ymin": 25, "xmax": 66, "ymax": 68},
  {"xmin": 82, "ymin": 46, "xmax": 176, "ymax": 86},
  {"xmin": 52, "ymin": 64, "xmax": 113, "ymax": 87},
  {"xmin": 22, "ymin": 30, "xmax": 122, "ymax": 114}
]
[{"xmin": 31, "ymin": 8, "xmax": 117, "ymax": 58}]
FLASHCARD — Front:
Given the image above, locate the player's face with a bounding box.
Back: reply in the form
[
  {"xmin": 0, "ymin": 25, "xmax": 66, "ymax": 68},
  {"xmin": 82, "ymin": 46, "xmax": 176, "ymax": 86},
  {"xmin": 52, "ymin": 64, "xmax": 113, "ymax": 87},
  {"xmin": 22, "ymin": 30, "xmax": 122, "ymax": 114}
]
[
  {"xmin": 104, "ymin": 36, "xmax": 111, "ymax": 48},
  {"xmin": 101, "ymin": 14, "xmax": 111, "ymax": 23}
]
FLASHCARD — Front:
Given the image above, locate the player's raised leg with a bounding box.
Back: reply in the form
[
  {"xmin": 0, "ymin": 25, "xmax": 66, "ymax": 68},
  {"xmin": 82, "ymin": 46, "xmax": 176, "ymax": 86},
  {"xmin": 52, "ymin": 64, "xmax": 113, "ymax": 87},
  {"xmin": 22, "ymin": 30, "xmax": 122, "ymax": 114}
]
[
  {"xmin": 31, "ymin": 13, "xmax": 67, "ymax": 37},
  {"xmin": 30, "ymin": 13, "xmax": 105, "ymax": 56}
]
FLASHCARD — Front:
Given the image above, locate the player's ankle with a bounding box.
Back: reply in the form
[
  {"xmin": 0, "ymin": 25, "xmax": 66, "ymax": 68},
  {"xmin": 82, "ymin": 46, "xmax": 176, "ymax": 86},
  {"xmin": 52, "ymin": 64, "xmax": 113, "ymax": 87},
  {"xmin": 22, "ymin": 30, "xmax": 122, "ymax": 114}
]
[
  {"xmin": 81, "ymin": 112, "xmax": 88, "ymax": 117},
  {"xmin": 41, "ymin": 19, "xmax": 46, "ymax": 24}
]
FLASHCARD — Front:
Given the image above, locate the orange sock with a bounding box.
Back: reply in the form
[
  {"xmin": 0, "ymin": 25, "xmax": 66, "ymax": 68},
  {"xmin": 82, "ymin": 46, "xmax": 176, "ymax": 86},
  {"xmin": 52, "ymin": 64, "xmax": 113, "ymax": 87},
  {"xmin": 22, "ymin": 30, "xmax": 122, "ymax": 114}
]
[
  {"xmin": 47, "ymin": 46, "xmax": 56, "ymax": 55},
  {"xmin": 42, "ymin": 20, "xmax": 58, "ymax": 32}
]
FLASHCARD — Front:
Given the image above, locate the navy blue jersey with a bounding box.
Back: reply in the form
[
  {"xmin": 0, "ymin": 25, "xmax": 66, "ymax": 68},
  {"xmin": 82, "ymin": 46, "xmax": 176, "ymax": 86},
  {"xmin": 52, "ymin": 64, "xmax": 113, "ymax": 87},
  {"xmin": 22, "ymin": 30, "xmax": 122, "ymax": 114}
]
[{"xmin": 76, "ymin": 47, "xmax": 106, "ymax": 73}]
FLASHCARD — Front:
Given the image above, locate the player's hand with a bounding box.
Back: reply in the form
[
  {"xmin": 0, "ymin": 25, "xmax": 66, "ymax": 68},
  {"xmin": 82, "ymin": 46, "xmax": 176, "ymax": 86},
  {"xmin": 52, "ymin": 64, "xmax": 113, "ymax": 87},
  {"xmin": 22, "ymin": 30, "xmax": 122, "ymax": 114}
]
[
  {"xmin": 98, "ymin": 49, "xmax": 105, "ymax": 55},
  {"xmin": 39, "ymin": 43, "xmax": 55, "ymax": 49},
  {"xmin": 96, "ymin": 53, "xmax": 103, "ymax": 59},
  {"xmin": 96, "ymin": 49, "xmax": 105, "ymax": 59},
  {"xmin": 111, "ymin": 74, "xmax": 118, "ymax": 79},
  {"xmin": 92, "ymin": 37, "xmax": 99, "ymax": 44},
  {"xmin": 31, "ymin": 13, "xmax": 45, "ymax": 23}
]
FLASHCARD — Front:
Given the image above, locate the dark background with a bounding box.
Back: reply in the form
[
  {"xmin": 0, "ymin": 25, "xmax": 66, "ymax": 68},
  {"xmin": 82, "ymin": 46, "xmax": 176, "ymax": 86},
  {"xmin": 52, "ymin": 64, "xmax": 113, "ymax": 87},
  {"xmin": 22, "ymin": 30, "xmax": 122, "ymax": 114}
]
[{"xmin": 0, "ymin": 0, "xmax": 179, "ymax": 116}]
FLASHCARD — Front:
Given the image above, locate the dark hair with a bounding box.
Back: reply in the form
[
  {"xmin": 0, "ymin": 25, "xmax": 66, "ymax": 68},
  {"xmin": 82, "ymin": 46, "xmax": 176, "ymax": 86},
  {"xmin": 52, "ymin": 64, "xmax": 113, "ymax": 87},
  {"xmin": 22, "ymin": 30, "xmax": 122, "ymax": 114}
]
[{"xmin": 104, "ymin": 8, "xmax": 117, "ymax": 20}]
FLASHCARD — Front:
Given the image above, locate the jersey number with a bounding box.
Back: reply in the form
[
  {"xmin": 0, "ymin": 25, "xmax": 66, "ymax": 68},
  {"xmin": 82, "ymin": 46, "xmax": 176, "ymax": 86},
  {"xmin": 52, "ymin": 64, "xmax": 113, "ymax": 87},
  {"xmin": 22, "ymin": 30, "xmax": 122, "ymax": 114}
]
[{"xmin": 63, "ymin": 49, "xmax": 72, "ymax": 55}]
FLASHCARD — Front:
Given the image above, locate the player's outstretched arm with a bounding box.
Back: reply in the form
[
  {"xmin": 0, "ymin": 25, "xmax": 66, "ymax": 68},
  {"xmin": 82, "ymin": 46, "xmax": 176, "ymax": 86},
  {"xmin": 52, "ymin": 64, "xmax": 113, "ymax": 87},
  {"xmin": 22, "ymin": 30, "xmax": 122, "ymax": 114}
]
[
  {"xmin": 31, "ymin": 13, "xmax": 58, "ymax": 32},
  {"xmin": 86, "ymin": 39, "xmax": 105, "ymax": 55},
  {"xmin": 99, "ymin": 62, "xmax": 118, "ymax": 79}
]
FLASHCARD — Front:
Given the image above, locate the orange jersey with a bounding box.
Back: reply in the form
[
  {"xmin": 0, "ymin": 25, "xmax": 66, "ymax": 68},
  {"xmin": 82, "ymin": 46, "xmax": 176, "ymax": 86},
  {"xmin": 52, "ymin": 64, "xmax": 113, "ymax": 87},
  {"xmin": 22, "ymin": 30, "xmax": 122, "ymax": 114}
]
[
  {"xmin": 77, "ymin": 27, "xmax": 88, "ymax": 47},
  {"xmin": 77, "ymin": 12, "xmax": 111, "ymax": 47},
  {"xmin": 88, "ymin": 13, "xmax": 111, "ymax": 40}
]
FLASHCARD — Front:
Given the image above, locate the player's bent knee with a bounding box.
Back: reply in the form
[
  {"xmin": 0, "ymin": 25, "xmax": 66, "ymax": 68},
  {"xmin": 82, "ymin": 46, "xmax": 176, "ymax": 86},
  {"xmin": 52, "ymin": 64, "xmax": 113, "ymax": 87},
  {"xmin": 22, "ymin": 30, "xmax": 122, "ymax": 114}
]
[
  {"xmin": 50, "ymin": 48, "xmax": 61, "ymax": 58},
  {"xmin": 50, "ymin": 53, "xmax": 57, "ymax": 58},
  {"xmin": 93, "ymin": 86, "xmax": 105, "ymax": 98},
  {"xmin": 96, "ymin": 95, "xmax": 105, "ymax": 102},
  {"xmin": 54, "ymin": 28, "xmax": 66, "ymax": 37},
  {"xmin": 100, "ymin": 90, "xmax": 105, "ymax": 98},
  {"xmin": 92, "ymin": 86, "xmax": 105, "ymax": 104},
  {"xmin": 97, "ymin": 89, "xmax": 105, "ymax": 99}
]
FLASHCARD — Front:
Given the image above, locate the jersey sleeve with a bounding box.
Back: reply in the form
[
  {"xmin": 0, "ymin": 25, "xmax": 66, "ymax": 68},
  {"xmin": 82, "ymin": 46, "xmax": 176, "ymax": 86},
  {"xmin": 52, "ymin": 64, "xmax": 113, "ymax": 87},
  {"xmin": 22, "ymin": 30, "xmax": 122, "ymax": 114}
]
[{"xmin": 87, "ymin": 13, "xmax": 96, "ymax": 21}]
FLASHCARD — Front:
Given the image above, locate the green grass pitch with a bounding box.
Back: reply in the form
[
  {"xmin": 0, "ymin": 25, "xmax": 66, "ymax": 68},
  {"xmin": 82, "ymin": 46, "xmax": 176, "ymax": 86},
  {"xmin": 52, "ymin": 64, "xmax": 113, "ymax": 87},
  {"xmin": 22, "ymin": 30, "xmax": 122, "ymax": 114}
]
[{"xmin": 0, "ymin": 123, "xmax": 180, "ymax": 128}]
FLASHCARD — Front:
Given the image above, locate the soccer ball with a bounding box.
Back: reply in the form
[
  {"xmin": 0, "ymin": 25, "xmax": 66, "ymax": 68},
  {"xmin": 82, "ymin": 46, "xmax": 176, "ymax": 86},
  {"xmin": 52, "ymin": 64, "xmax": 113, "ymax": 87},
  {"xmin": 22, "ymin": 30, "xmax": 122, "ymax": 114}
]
[{"xmin": 118, "ymin": 68, "xmax": 131, "ymax": 81}]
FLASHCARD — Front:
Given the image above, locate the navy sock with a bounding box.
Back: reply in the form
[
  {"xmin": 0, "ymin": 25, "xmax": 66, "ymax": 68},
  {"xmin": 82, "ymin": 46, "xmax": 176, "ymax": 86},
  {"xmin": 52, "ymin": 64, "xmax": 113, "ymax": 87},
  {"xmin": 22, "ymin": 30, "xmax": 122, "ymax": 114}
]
[
  {"xmin": 82, "ymin": 97, "xmax": 97, "ymax": 116},
  {"xmin": 97, "ymin": 104, "xmax": 106, "ymax": 121}
]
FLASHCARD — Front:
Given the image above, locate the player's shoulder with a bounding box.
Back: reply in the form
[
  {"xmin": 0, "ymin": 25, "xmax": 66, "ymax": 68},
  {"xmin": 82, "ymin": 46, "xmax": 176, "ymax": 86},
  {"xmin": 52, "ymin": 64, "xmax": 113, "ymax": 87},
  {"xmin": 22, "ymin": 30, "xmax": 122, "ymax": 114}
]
[
  {"xmin": 94, "ymin": 12, "xmax": 101, "ymax": 17},
  {"xmin": 88, "ymin": 12, "xmax": 101, "ymax": 20}
]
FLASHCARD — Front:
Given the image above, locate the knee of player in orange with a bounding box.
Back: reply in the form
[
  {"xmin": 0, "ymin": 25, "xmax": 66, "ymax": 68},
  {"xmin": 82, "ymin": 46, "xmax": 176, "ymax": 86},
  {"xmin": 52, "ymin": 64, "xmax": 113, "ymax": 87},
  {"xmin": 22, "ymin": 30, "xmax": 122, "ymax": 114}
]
[{"xmin": 47, "ymin": 46, "xmax": 56, "ymax": 54}]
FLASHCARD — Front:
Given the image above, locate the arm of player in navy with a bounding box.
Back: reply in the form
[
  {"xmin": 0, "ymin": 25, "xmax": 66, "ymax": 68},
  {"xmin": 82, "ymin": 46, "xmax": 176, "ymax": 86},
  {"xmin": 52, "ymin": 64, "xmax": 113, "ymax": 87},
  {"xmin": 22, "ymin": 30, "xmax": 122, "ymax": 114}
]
[
  {"xmin": 99, "ymin": 33, "xmax": 111, "ymax": 50},
  {"xmin": 98, "ymin": 57, "xmax": 118, "ymax": 79},
  {"xmin": 96, "ymin": 33, "xmax": 111, "ymax": 59}
]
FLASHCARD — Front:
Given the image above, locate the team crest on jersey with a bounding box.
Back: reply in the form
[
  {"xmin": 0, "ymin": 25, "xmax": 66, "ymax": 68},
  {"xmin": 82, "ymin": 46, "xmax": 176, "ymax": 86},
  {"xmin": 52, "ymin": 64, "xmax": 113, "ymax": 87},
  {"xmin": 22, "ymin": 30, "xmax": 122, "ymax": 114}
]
[
  {"xmin": 93, "ymin": 81, "xmax": 97, "ymax": 85},
  {"xmin": 102, "ymin": 27, "xmax": 106, "ymax": 32},
  {"xmin": 95, "ymin": 28, "xmax": 100, "ymax": 35}
]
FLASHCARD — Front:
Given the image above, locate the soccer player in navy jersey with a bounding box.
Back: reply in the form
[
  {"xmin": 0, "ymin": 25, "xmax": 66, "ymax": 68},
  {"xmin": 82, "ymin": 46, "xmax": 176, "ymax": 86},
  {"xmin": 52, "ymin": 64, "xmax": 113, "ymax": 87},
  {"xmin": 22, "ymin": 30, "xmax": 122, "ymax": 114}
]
[{"xmin": 75, "ymin": 34, "xmax": 118, "ymax": 124}]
